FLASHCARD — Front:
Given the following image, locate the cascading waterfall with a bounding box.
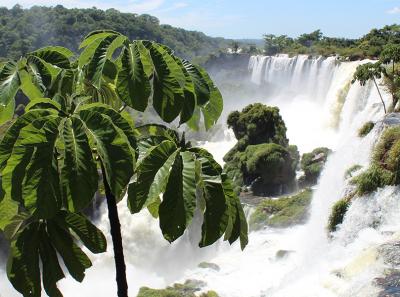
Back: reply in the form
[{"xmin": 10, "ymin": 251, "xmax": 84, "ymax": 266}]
[{"xmin": 0, "ymin": 54, "xmax": 396, "ymax": 297}]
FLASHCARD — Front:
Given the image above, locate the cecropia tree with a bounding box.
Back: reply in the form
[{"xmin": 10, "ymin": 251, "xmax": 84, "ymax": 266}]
[{"xmin": 0, "ymin": 30, "xmax": 248, "ymax": 297}]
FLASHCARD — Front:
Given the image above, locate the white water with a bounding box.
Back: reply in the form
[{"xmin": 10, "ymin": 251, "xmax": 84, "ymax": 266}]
[{"xmin": 1, "ymin": 55, "xmax": 398, "ymax": 297}]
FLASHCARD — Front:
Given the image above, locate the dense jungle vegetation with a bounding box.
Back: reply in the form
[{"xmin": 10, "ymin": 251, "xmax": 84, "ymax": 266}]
[
  {"xmin": 263, "ymin": 25, "xmax": 400, "ymax": 60},
  {"xmin": 0, "ymin": 5, "xmax": 230, "ymax": 60}
]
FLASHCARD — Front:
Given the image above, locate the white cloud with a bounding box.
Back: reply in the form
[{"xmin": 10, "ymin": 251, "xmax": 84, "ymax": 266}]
[
  {"xmin": 1, "ymin": 0, "xmax": 166, "ymax": 13},
  {"xmin": 387, "ymin": 6, "xmax": 400, "ymax": 14}
]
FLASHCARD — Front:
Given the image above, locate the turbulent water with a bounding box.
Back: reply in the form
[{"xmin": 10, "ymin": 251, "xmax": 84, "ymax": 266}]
[{"xmin": 1, "ymin": 54, "xmax": 398, "ymax": 297}]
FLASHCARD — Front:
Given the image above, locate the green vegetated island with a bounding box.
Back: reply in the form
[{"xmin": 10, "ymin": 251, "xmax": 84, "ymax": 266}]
[{"xmin": 1, "ymin": 5, "xmax": 400, "ymax": 297}]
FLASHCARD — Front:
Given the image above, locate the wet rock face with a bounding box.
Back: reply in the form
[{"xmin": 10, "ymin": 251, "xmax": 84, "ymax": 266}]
[
  {"xmin": 383, "ymin": 113, "xmax": 400, "ymax": 127},
  {"xmin": 375, "ymin": 270, "xmax": 400, "ymax": 297},
  {"xmin": 379, "ymin": 242, "xmax": 400, "ymax": 267},
  {"xmin": 375, "ymin": 242, "xmax": 400, "ymax": 296},
  {"xmin": 299, "ymin": 147, "xmax": 331, "ymax": 188}
]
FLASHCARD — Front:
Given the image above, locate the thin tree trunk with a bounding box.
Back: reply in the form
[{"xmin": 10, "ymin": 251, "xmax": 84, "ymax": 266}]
[
  {"xmin": 373, "ymin": 78, "xmax": 387, "ymax": 114},
  {"xmin": 100, "ymin": 162, "xmax": 129, "ymax": 297}
]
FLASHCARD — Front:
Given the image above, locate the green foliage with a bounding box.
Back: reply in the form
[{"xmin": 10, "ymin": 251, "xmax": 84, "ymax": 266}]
[
  {"xmin": 380, "ymin": 44, "xmax": 400, "ymax": 64},
  {"xmin": 358, "ymin": 121, "xmax": 375, "ymax": 137},
  {"xmin": 224, "ymin": 103, "xmax": 295, "ymax": 195},
  {"xmin": 344, "ymin": 164, "xmax": 362, "ymax": 179},
  {"xmin": 372, "ymin": 126, "xmax": 400, "ymax": 181},
  {"xmin": 263, "ymin": 25, "xmax": 400, "ymax": 59},
  {"xmin": 249, "ymin": 189, "xmax": 313, "ymax": 230},
  {"xmin": 227, "ymin": 103, "xmax": 288, "ymax": 147},
  {"xmin": 300, "ymin": 147, "xmax": 331, "ymax": 186},
  {"xmin": 352, "ymin": 165, "xmax": 394, "ymax": 195},
  {"xmin": 0, "ymin": 5, "xmax": 229, "ymax": 60},
  {"xmin": 0, "ymin": 31, "xmax": 248, "ymax": 297},
  {"xmin": 352, "ymin": 62, "xmax": 385, "ymax": 86},
  {"xmin": 327, "ymin": 199, "xmax": 350, "ymax": 232},
  {"xmin": 137, "ymin": 280, "xmax": 220, "ymax": 297},
  {"xmin": 352, "ymin": 126, "xmax": 400, "ymax": 195},
  {"xmin": 6, "ymin": 211, "xmax": 106, "ymax": 297},
  {"xmin": 128, "ymin": 126, "xmax": 248, "ymax": 249},
  {"xmin": 245, "ymin": 143, "xmax": 295, "ymax": 183}
]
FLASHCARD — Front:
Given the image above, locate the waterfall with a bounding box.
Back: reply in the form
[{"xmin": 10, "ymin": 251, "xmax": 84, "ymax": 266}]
[{"xmin": 0, "ymin": 55, "xmax": 396, "ymax": 297}]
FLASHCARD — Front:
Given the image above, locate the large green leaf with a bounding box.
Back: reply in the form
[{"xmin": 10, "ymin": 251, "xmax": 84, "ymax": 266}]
[
  {"xmin": 0, "ymin": 195, "xmax": 19, "ymax": 231},
  {"xmin": 127, "ymin": 140, "xmax": 177, "ymax": 213},
  {"xmin": 202, "ymin": 81, "xmax": 223, "ymax": 130},
  {"xmin": 38, "ymin": 226, "xmax": 65, "ymax": 297},
  {"xmin": 25, "ymin": 98, "xmax": 62, "ymax": 112},
  {"xmin": 48, "ymin": 69, "xmax": 75, "ymax": 98},
  {"xmin": 79, "ymin": 109, "xmax": 134, "ymax": 198},
  {"xmin": 159, "ymin": 151, "xmax": 197, "ymax": 242},
  {"xmin": 55, "ymin": 212, "xmax": 107, "ymax": 254},
  {"xmin": 30, "ymin": 46, "xmax": 73, "ymax": 69},
  {"xmin": 79, "ymin": 103, "xmax": 137, "ymax": 148},
  {"xmin": 1, "ymin": 112, "xmax": 58, "ymax": 215},
  {"xmin": 0, "ymin": 98, "xmax": 15, "ymax": 125},
  {"xmin": 19, "ymin": 117, "xmax": 62, "ymax": 218},
  {"xmin": 0, "ymin": 109, "xmax": 56, "ymax": 169},
  {"xmin": 117, "ymin": 42, "xmax": 152, "ymax": 111},
  {"xmin": 174, "ymin": 58, "xmax": 196, "ymax": 125},
  {"xmin": 26, "ymin": 55, "xmax": 53, "ymax": 90},
  {"xmin": 182, "ymin": 61, "xmax": 210, "ymax": 106},
  {"xmin": 145, "ymin": 42, "xmax": 185, "ymax": 123},
  {"xmin": 19, "ymin": 68, "xmax": 43, "ymax": 100},
  {"xmin": 47, "ymin": 223, "xmax": 92, "ymax": 282},
  {"xmin": 0, "ymin": 61, "xmax": 20, "ymax": 107},
  {"xmin": 86, "ymin": 35, "xmax": 119, "ymax": 89},
  {"xmin": 61, "ymin": 117, "xmax": 98, "ymax": 212},
  {"xmin": 7, "ymin": 223, "xmax": 41, "ymax": 297},
  {"xmin": 79, "ymin": 30, "xmax": 120, "ymax": 49},
  {"xmin": 198, "ymin": 174, "xmax": 229, "ymax": 247},
  {"xmin": 221, "ymin": 174, "xmax": 248, "ymax": 249}
]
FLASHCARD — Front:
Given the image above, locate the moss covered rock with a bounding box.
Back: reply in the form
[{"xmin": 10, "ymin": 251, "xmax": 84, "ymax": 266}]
[
  {"xmin": 299, "ymin": 147, "xmax": 331, "ymax": 187},
  {"xmin": 227, "ymin": 103, "xmax": 288, "ymax": 147},
  {"xmin": 352, "ymin": 127, "xmax": 400, "ymax": 195},
  {"xmin": 136, "ymin": 280, "xmax": 218, "ymax": 297},
  {"xmin": 224, "ymin": 104, "xmax": 298, "ymax": 196},
  {"xmin": 249, "ymin": 188, "xmax": 313, "ymax": 230},
  {"xmin": 327, "ymin": 199, "xmax": 350, "ymax": 232},
  {"xmin": 245, "ymin": 143, "xmax": 297, "ymax": 196},
  {"xmin": 358, "ymin": 121, "xmax": 375, "ymax": 137},
  {"xmin": 351, "ymin": 165, "xmax": 394, "ymax": 195},
  {"xmin": 344, "ymin": 164, "xmax": 362, "ymax": 179}
]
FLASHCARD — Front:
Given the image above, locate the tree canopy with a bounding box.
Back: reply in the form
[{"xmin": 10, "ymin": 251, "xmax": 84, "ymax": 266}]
[
  {"xmin": 0, "ymin": 5, "xmax": 229, "ymax": 60},
  {"xmin": 263, "ymin": 25, "xmax": 400, "ymax": 59}
]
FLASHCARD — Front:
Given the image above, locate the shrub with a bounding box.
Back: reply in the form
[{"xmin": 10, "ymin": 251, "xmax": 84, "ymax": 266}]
[
  {"xmin": 249, "ymin": 189, "xmax": 313, "ymax": 230},
  {"xmin": 372, "ymin": 126, "xmax": 400, "ymax": 176},
  {"xmin": 351, "ymin": 165, "xmax": 394, "ymax": 195},
  {"xmin": 137, "ymin": 280, "xmax": 219, "ymax": 297},
  {"xmin": 300, "ymin": 147, "xmax": 331, "ymax": 185},
  {"xmin": 344, "ymin": 164, "xmax": 362, "ymax": 179},
  {"xmin": 245, "ymin": 143, "xmax": 296, "ymax": 195},
  {"xmin": 227, "ymin": 103, "xmax": 288, "ymax": 147},
  {"xmin": 327, "ymin": 199, "xmax": 350, "ymax": 232},
  {"xmin": 358, "ymin": 121, "xmax": 375, "ymax": 137}
]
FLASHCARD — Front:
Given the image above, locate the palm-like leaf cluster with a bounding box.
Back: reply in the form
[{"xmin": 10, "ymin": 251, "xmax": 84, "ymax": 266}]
[{"xmin": 0, "ymin": 30, "xmax": 248, "ymax": 297}]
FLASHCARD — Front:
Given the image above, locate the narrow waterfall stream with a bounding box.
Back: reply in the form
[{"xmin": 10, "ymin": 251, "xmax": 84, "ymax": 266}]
[{"xmin": 0, "ymin": 55, "xmax": 397, "ymax": 297}]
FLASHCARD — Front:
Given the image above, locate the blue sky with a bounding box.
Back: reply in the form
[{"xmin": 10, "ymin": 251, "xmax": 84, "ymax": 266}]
[{"xmin": 2, "ymin": 0, "xmax": 400, "ymax": 39}]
